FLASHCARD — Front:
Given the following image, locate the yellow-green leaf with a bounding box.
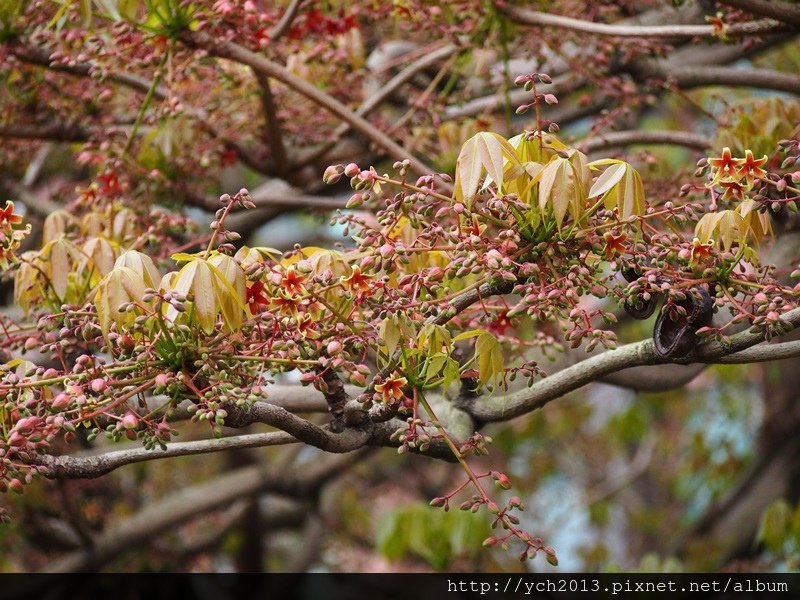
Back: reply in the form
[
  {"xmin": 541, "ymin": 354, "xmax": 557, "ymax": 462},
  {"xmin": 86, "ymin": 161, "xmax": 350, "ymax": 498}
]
[
  {"xmin": 454, "ymin": 132, "xmax": 519, "ymax": 203},
  {"xmin": 475, "ymin": 331, "xmax": 504, "ymax": 387},
  {"xmin": 114, "ymin": 250, "xmax": 162, "ymax": 288},
  {"xmin": 538, "ymin": 156, "xmax": 584, "ymax": 227},
  {"xmin": 94, "ymin": 266, "xmax": 148, "ymax": 337}
]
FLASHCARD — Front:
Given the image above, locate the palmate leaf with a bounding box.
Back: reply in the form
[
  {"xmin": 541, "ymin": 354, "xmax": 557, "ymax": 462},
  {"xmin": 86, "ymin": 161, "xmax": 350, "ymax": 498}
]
[
  {"xmin": 94, "ymin": 265, "xmax": 148, "ymax": 337},
  {"xmin": 538, "ymin": 156, "xmax": 585, "ymax": 227},
  {"xmin": 475, "ymin": 331, "xmax": 504, "ymax": 388},
  {"xmin": 114, "ymin": 250, "xmax": 162, "ymax": 288},
  {"xmin": 79, "ymin": 236, "xmax": 118, "ymax": 285},
  {"xmin": 695, "ymin": 210, "xmax": 746, "ymax": 250},
  {"xmin": 588, "ymin": 160, "xmax": 646, "ymax": 220},
  {"xmin": 167, "ymin": 254, "xmax": 246, "ymax": 334},
  {"xmin": 736, "ymin": 199, "xmax": 773, "ymax": 244},
  {"xmin": 40, "ymin": 237, "xmax": 81, "ymax": 299},
  {"xmin": 454, "ymin": 132, "xmax": 520, "ymax": 205},
  {"xmin": 454, "ymin": 329, "xmax": 504, "ymax": 388}
]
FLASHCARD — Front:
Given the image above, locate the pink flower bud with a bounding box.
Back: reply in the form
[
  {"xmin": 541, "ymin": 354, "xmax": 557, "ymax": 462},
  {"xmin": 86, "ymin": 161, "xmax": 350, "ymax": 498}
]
[
  {"xmin": 121, "ymin": 412, "xmax": 139, "ymax": 430},
  {"xmin": 52, "ymin": 393, "xmax": 70, "ymax": 410},
  {"xmin": 344, "ymin": 163, "xmax": 360, "ymax": 177},
  {"xmin": 326, "ymin": 340, "xmax": 343, "ymax": 355},
  {"xmin": 155, "ymin": 373, "xmax": 171, "ymax": 388},
  {"xmin": 90, "ymin": 378, "xmax": 107, "ymax": 393}
]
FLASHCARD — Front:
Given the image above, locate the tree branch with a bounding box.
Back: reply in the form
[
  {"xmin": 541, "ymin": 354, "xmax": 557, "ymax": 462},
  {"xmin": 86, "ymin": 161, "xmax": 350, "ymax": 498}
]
[
  {"xmin": 178, "ymin": 31, "xmax": 442, "ymax": 182},
  {"xmin": 638, "ymin": 63, "xmax": 800, "ymax": 95},
  {"xmin": 292, "ymin": 43, "xmax": 458, "ymax": 170},
  {"xmin": 254, "ymin": 71, "xmax": 290, "ymax": 176},
  {"xmin": 579, "ymin": 130, "xmax": 713, "ymax": 153},
  {"xmin": 601, "ymin": 363, "xmax": 707, "ymax": 392},
  {"xmin": 269, "ymin": 0, "xmax": 305, "ymax": 41},
  {"xmin": 460, "ymin": 307, "xmax": 800, "ymax": 422},
  {"xmin": 0, "ymin": 122, "xmax": 90, "ymax": 142},
  {"xmin": 721, "ymin": 0, "xmax": 800, "ymax": 28},
  {"xmin": 40, "ymin": 451, "xmax": 368, "ymax": 572},
  {"xmin": 39, "ymin": 431, "xmax": 299, "ymax": 479},
  {"xmin": 498, "ymin": 3, "xmax": 788, "ymax": 38},
  {"xmin": 7, "ymin": 41, "xmax": 272, "ymax": 174}
]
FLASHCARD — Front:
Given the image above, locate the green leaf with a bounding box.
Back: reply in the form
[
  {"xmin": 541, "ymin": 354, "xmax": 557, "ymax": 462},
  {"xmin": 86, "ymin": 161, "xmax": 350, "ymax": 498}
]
[
  {"xmin": 94, "ymin": 266, "xmax": 148, "ymax": 337},
  {"xmin": 588, "ymin": 161, "xmax": 626, "ymax": 199},
  {"xmin": 380, "ymin": 316, "xmax": 401, "ymax": 355},
  {"xmin": 538, "ymin": 156, "xmax": 584, "ymax": 227},
  {"xmin": 590, "ymin": 162, "xmax": 645, "ymax": 220},
  {"xmin": 757, "ymin": 499, "xmax": 792, "ymax": 552},
  {"xmin": 475, "ymin": 331, "xmax": 504, "ymax": 387},
  {"xmin": 453, "ymin": 329, "xmax": 484, "ymax": 342},
  {"xmin": 454, "ymin": 132, "xmax": 519, "ymax": 204}
]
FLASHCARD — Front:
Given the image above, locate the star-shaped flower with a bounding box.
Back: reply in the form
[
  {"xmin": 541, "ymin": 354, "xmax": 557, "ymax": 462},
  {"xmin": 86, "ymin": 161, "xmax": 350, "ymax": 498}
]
[
  {"xmin": 341, "ymin": 265, "xmax": 372, "ymax": 295},
  {"xmin": 719, "ymin": 179, "xmax": 745, "ymax": 202},
  {"xmin": 690, "ymin": 237, "xmax": 714, "ymax": 263},
  {"xmin": 602, "ymin": 231, "xmax": 628, "ymax": 260},
  {"xmin": 280, "ymin": 266, "xmax": 306, "ymax": 296},
  {"xmin": 246, "ymin": 280, "xmax": 269, "ymax": 310},
  {"xmin": 0, "ymin": 201, "xmax": 23, "ymax": 228},
  {"xmin": 737, "ymin": 150, "xmax": 768, "ymax": 186},
  {"xmin": 708, "ymin": 147, "xmax": 741, "ymax": 184},
  {"xmin": 375, "ymin": 375, "xmax": 407, "ymax": 405}
]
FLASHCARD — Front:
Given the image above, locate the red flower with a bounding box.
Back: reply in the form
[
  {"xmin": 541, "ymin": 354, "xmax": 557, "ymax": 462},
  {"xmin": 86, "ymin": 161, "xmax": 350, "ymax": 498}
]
[
  {"xmin": 98, "ymin": 171, "xmax": 123, "ymax": 196},
  {"xmin": 737, "ymin": 150, "xmax": 768, "ymax": 185},
  {"xmin": 220, "ymin": 149, "xmax": 238, "ymax": 167},
  {"xmin": 690, "ymin": 238, "xmax": 714, "ymax": 263},
  {"xmin": 280, "ymin": 266, "xmax": 306, "ymax": 296},
  {"xmin": 602, "ymin": 231, "xmax": 628, "ymax": 260},
  {"xmin": 708, "ymin": 147, "xmax": 741, "ymax": 184},
  {"xmin": 246, "ymin": 280, "xmax": 269, "ymax": 310},
  {"xmin": 375, "ymin": 375, "xmax": 407, "ymax": 404},
  {"xmin": 0, "ymin": 201, "xmax": 23, "ymax": 228},
  {"xmin": 488, "ymin": 311, "xmax": 513, "ymax": 336},
  {"xmin": 272, "ymin": 292, "xmax": 301, "ymax": 314},
  {"xmin": 295, "ymin": 313, "xmax": 317, "ymax": 338},
  {"xmin": 719, "ymin": 180, "xmax": 745, "ymax": 202},
  {"xmin": 341, "ymin": 265, "xmax": 372, "ymax": 295}
]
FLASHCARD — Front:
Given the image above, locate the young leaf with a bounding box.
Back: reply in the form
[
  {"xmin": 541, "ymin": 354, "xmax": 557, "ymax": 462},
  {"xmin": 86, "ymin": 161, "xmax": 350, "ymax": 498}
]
[
  {"xmin": 94, "ymin": 266, "xmax": 149, "ymax": 337},
  {"xmin": 475, "ymin": 331, "xmax": 504, "ymax": 387},
  {"xmin": 538, "ymin": 156, "xmax": 584, "ymax": 227},
  {"xmin": 588, "ymin": 161, "xmax": 626, "ymax": 199},
  {"xmin": 454, "ymin": 132, "xmax": 519, "ymax": 203}
]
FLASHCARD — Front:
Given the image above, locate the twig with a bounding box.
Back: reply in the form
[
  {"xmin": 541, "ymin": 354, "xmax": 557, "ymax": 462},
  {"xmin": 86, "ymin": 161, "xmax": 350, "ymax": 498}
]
[
  {"xmin": 579, "ymin": 130, "xmax": 712, "ymax": 153},
  {"xmin": 498, "ymin": 3, "xmax": 788, "ymax": 38},
  {"xmin": 179, "ymin": 31, "xmax": 442, "ymax": 182},
  {"xmin": 269, "ymin": 0, "xmax": 305, "ymax": 41}
]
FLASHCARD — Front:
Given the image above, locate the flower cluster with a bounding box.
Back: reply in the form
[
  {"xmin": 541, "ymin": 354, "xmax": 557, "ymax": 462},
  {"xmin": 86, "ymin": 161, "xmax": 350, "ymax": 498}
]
[{"xmin": 0, "ymin": 201, "xmax": 30, "ymax": 270}]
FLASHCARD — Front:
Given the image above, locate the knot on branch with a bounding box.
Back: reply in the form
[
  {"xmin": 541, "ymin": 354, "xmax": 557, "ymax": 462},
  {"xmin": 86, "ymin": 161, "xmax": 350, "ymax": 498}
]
[{"xmin": 316, "ymin": 369, "xmax": 350, "ymax": 432}]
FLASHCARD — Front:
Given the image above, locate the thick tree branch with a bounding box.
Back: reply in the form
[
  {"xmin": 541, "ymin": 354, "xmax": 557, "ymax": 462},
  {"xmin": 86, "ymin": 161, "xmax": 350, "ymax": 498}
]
[
  {"xmin": 634, "ymin": 62, "xmax": 800, "ymax": 95},
  {"xmin": 40, "ymin": 451, "xmax": 368, "ymax": 572},
  {"xmin": 254, "ymin": 72, "xmax": 290, "ymax": 176},
  {"xmin": 579, "ymin": 130, "xmax": 712, "ymax": 153},
  {"xmin": 601, "ymin": 363, "xmax": 707, "ymax": 392},
  {"xmin": 0, "ymin": 122, "xmax": 90, "ymax": 142},
  {"xmin": 39, "ymin": 431, "xmax": 299, "ymax": 479},
  {"xmin": 179, "ymin": 31, "xmax": 441, "ymax": 182},
  {"xmin": 499, "ymin": 3, "xmax": 788, "ymax": 38},
  {"xmin": 443, "ymin": 25, "xmax": 793, "ymax": 120},
  {"xmin": 460, "ymin": 307, "xmax": 800, "ymax": 422},
  {"xmin": 721, "ymin": 0, "xmax": 800, "ymax": 28}
]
